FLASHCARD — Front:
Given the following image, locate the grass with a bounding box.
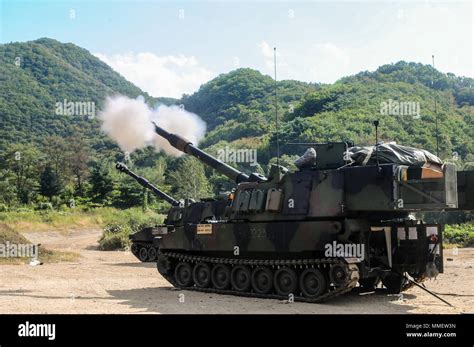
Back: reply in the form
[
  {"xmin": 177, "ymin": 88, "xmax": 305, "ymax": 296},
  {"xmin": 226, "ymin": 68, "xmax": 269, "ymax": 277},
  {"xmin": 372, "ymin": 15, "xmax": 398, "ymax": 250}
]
[
  {"xmin": 0, "ymin": 207, "xmax": 165, "ymax": 260},
  {"xmin": 97, "ymin": 208, "xmax": 164, "ymax": 251},
  {"xmin": 0, "ymin": 223, "xmax": 78, "ymax": 264},
  {"xmin": 0, "ymin": 207, "xmax": 163, "ymax": 232},
  {"xmin": 442, "ymin": 243, "xmax": 463, "ymax": 249},
  {"xmin": 444, "ymin": 222, "xmax": 474, "ymax": 247}
]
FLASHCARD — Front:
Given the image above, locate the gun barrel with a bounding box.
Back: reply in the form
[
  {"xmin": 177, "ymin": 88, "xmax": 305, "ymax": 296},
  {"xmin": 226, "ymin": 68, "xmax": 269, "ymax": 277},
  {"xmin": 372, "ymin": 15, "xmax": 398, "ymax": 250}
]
[
  {"xmin": 154, "ymin": 124, "xmax": 250, "ymax": 183},
  {"xmin": 115, "ymin": 162, "xmax": 180, "ymax": 206}
]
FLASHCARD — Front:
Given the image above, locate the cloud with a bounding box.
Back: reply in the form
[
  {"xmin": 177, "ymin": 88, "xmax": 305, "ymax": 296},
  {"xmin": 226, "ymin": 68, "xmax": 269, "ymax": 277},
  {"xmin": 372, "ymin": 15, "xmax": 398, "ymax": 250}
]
[
  {"xmin": 257, "ymin": 3, "xmax": 472, "ymax": 83},
  {"xmin": 94, "ymin": 52, "xmax": 215, "ymax": 98},
  {"xmin": 370, "ymin": 3, "xmax": 473, "ymax": 78},
  {"xmin": 258, "ymin": 40, "xmax": 288, "ymax": 74},
  {"xmin": 307, "ymin": 43, "xmax": 351, "ymax": 83},
  {"xmin": 258, "ymin": 40, "xmax": 351, "ymax": 83},
  {"xmin": 258, "ymin": 40, "xmax": 275, "ymax": 71},
  {"xmin": 258, "ymin": 40, "xmax": 274, "ymax": 60}
]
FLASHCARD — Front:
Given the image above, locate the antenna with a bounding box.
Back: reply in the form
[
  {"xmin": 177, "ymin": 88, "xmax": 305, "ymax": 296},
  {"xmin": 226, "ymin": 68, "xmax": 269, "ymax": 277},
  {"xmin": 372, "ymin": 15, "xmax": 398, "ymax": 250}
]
[
  {"xmin": 274, "ymin": 47, "xmax": 280, "ymax": 167},
  {"xmin": 432, "ymin": 54, "xmax": 439, "ymax": 157},
  {"xmin": 373, "ymin": 120, "xmax": 379, "ymax": 168}
]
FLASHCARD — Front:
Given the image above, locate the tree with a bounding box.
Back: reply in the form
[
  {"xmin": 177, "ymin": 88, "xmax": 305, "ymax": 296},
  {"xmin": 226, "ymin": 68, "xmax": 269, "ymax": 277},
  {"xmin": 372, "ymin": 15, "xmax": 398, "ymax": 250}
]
[
  {"xmin": 136, "ymin": 162, "xmax": 168, "ymax": 207},
  {"xmin": 66, "ymin": 135, "xmax": 90, "ymax": 196},
  {"xmin": 39, "ymin": 165, "xmax": 62, "ymax": 199},
  {"xmin": 267, "ymin": 154, "xmax": 299, "ymax": 173},
  {"xmin": 4, "ymin": 144, "xmax": 43, "ymax": 204},
  {"xmin": 168, "ymin": 157, "xmax": 211, "ymax": 200},
  {"xmin": 0, "ymin": 169, "xmax": 17, "ymax": 205},
  {"xmin": 112, "ymin": 161, "xmax": 168, "ymax": 208},
  {"xmin": 89, "ymin": 163, "xmax": 114, "ymax": 204},
  {"xmin": 113, "ymin": 174, "xmax": 143, "ymax": 208},
  {"xmin": 43, "ymin": 136, "xmax": 69, "ymax": 180}
]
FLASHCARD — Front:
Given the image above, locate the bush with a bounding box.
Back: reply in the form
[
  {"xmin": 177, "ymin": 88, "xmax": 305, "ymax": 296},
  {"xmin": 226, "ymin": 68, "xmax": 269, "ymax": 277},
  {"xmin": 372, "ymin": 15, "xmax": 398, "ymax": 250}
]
[
  {"xmin": 444, "ymin": 223, "xmax": 474, "ymax": 247},
  {"xmin": 35, "ymin": 202, "xmax": 53, "ymax": 211},
  {"xmin": 0, "ymin": 204, "xmax": 8, "ymax": 212},
  {"xmin": 80, "ymin": 202, "xmax": 103, "ymax": 212},
  {"xmin": 12, "ymin": 207, "xmax": 34, "ymax": 213},
  {"xmin": 103, "ymin": 223, "xmax": 127, "ymax": 234},
  {"xmin": 98, "ymin": 223, "xmax": 148, "ymax": 251},
  {"xmin": 98, "ymin": 231, "xmax": 130, "ymax": 251},
  {"xmin": 465, "ymin": 234, "xmax": 474, "ymax": 247},
  {"xmin": 97, "ymin": 208, "xmax": 163, "ymax": 251}
]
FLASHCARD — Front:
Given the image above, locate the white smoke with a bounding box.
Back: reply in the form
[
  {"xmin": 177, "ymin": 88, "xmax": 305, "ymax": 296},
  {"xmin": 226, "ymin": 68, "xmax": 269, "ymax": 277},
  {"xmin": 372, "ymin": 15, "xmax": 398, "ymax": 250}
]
[
  {"xmin": 99, "ymin": 95, "xmax": 154, "ymax": 153},
  {"xmin": 99, "ymin": 95, "xmax": 206, "ymax": 156}
]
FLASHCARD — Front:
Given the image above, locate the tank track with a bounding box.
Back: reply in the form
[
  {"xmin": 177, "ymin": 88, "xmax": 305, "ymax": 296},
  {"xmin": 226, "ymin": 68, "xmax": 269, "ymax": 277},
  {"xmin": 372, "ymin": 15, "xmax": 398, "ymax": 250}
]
[
  {"xmin": 131, "ymin": 242, "xmax": 157, "ymax": 262},
  {"xmin": 160, "ymin": 252, "xmax": 360, "ymax": 303}
]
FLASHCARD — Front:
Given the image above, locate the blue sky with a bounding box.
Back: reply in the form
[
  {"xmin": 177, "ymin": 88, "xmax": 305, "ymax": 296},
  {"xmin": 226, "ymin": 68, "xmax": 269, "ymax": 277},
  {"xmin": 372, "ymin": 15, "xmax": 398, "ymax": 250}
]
[{"xmin": 1, "ymin": 0, "xmax": 472, "ymax": 97}]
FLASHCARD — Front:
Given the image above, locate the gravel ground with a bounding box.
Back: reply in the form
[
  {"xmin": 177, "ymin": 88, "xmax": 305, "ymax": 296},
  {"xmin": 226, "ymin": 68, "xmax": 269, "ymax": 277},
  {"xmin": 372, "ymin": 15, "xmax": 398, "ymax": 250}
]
[{"xmin": 0, "ymin": 229, "xmax": 472, "ymax": 314}]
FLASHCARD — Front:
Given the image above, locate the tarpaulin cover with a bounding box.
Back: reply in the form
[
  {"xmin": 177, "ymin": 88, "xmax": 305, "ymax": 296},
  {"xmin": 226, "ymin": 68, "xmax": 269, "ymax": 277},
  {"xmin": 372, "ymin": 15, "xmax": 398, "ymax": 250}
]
[{"xmin": 348, "ymin": 142, "xmax": 443, "ymax": 167}]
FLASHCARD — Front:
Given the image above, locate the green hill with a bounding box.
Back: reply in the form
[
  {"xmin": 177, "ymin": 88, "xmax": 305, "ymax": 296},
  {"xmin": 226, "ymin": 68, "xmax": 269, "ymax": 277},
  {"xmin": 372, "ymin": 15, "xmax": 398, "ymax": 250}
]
[
  {"xmin": 0, "ymin": 38, "xmax": 473, "ymax": 208},
  {"xmin": 180, "ymin": 63, "xmax": 473, "ymax": 165},
  {"xmin": 0, "ymin": 38, "xmax": 154, "ymax": 152},
  {"xmin": 275, "ymin": 64, "xmax": 474, "ymax": 159}
]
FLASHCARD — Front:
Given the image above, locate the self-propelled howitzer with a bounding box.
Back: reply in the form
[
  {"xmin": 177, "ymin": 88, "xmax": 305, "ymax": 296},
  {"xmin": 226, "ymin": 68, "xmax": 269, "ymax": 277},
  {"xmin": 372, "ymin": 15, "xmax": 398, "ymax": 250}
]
[
  {"xmin": 137, "ymin": 125, "xmax": 460, "ymax": 302},
  {"xmin": 154, "ymin": 124, "xmax": 267, "ymax": 183},
  {"xmin": 116, "ymin": 162, "xmax": 179, "ymax": 206},
  {"xmin": 115, "ymin": 162, "xmax": 183, "ymax": 262}
]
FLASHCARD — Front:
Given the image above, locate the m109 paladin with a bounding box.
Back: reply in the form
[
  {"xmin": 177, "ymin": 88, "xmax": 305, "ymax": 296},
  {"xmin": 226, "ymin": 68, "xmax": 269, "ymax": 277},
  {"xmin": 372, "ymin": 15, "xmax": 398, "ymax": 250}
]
[
  {"xmin": 117, "ymin": 125, "xmax": 473, "ymax": 302},
  {"xmin": 115, "ymin": 162, "xmax": 179, "ymax": 262}
]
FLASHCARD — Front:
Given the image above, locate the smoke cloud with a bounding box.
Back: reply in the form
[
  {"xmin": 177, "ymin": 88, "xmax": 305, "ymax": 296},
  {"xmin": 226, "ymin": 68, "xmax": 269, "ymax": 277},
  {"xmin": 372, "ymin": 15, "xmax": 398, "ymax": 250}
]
[{"xmin": 99, "ymin": 95, "xmax": 206, "ymax": 156}]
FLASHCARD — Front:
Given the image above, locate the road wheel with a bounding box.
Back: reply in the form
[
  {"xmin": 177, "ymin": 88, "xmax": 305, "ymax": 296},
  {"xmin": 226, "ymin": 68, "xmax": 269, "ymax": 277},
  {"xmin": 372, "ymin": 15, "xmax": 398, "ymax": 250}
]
[
  {"xmin": 231, "ymin": 265, "xmax": 251, "ymax": 292},
  {"xmin": 147, "ymin": 247, "xmax": 157, "ymax": 261},
  {"xmin": 193, "ymin": 262, "xmax": 211, "ymax": 288},
  {"xmin": 274, "ymin": 267, "xmax": 298, "ymax": 296},
  {"xmin": 138, "ymin": 247, "xmax": 148, "ymax": 262},
  {"xmin": 251, "ymin": 267, "xmax": 273, "ymax": 294},
  {"xmin": 174, "ymin": 262, "xmax": 193, "ymax": 287},
  {"xmin": 211, "ymin": 264, "xmax": 231, "ymax": 290},
  {"xmin": 329, "ymin": 264, "xmax": 349, "ymax": 287},
  {"xmin": 299, "ymin": 268, "xmax": 327, "ymax": 298}
]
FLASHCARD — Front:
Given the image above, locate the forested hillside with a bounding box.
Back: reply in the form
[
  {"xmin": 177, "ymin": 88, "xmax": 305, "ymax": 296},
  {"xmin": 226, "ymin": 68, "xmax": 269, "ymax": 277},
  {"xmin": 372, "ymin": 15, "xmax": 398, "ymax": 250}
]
[{"xmin": 0, "ymin": 38, "xmax": 473, "ymax": 210}]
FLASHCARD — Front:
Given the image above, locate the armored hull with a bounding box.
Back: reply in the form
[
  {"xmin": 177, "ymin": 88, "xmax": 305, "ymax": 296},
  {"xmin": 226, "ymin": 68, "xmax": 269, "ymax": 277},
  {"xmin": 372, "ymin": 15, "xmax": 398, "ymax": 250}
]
[{"xmin": 147, "ymin": 218, "xmax": 442, "ymax": 301}]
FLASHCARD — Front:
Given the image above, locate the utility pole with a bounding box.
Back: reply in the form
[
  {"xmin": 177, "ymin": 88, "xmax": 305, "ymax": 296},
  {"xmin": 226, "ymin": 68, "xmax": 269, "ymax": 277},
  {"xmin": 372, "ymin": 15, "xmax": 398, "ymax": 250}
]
[
  {"xmin": 432, "ymin": 55, "xmax": 439, "ymax": 157},
  {"xmin": 274, "ymin": 47, "xmax": 280, "ymax": 167}
]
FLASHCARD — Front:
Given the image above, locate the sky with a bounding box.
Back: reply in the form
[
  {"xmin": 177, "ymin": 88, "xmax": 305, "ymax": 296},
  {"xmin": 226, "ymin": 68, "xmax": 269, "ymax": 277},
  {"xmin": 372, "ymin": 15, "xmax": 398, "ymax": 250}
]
[{"xmin": 1, "ymin": 0, "xmax": 473, "ymax": 98}]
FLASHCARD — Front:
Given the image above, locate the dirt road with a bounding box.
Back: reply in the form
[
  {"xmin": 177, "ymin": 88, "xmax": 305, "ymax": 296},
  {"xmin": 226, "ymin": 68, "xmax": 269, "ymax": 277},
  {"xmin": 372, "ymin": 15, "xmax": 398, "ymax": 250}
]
[{"xmin": 0, "ymin": 229, "xmax": 472, "ymax": 314}]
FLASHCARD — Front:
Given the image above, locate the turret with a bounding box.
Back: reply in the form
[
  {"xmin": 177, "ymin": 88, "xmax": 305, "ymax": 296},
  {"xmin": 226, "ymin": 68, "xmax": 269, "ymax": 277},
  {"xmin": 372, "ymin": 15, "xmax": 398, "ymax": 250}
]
[
  {"xmin": 115, "ymin": 162, "xmax": 180, "ymax": 206},
  {"xmin": 154, "ymin": 124, "xmax": 267, "ymax": 183}
]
